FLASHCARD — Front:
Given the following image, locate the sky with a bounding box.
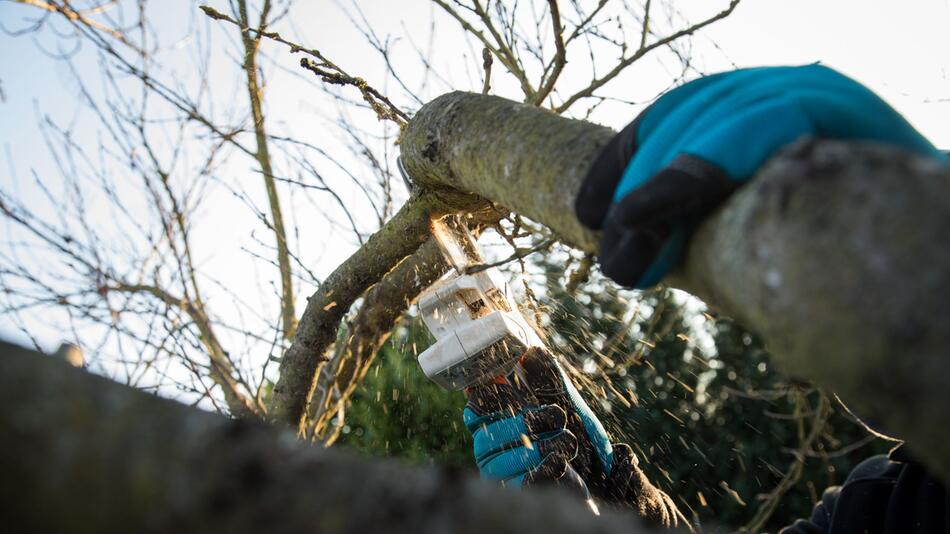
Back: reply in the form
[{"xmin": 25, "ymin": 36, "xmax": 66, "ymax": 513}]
[{"xmin": 1, "ymin": 0, "xmax": 949, "ymax": 396}]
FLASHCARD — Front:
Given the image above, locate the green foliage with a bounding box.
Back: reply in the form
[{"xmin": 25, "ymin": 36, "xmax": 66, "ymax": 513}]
[
  {"xmin": 537, "ymin": 257, "xmax": 889, "ymax": 532},
  {"xmin": 338, "ymin": 323, "xmax": 473, "ymax": 468}
]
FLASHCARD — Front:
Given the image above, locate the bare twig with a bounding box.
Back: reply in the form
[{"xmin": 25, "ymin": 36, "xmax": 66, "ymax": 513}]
[
  {"xmin": 235, "ymin": 0, "xmax": 297, "ymax": 342},
  {"xmin": 481, "ymin": 47, "xmax": 493, "ymax": 94},
  {"xmin": 738, "ymin": 393, "xmax": 830, "ymax": 534},
  {"xmin": 13, "ymin": 0, "xmax": 141, "ymax": 51},
  {"xmin": 554, "ymin": 0, "xmax": 741, "ymax": 113},
  {"xmin": 463, "ymin": 237, "xmax": 556, "ymax": 274},
  {"xmin": 533, "ymin": 0, "xmax": 567, "ymax": 106},
  {"xmin": 199, "ymin": 5, "xmax": 409, "ymax": 127},
  {"xmin": 431, "ymin": 0, "xmax": 537, "ymax": 101}
]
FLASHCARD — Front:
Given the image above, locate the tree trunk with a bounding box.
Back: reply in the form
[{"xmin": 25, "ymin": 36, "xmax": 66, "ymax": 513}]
[
  {"xmin": 400, "ymin": 91, "xmax": 950, "ymax": 480},
  {"xmin": 0, "ymin": 339, "xmax": 655, "ymax": 533}
]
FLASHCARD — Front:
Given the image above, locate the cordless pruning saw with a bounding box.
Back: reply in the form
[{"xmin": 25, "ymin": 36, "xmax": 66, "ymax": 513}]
[
  {"xmin": 397, "ymin": 157, "xmax": 543, "ymax": 389},
  {"xmin": 418, "ymin": 213, "xmax": 544, "ymax": 389}
]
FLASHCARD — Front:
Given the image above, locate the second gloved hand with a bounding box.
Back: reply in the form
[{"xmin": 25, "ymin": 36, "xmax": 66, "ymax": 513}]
[
  {"xmin": 520, "ymin": 347, "xmax": 688, "ymax": 529},
  {"xmin": 464, "ymin": 371, "xmax": 580, "ymax": 489}
]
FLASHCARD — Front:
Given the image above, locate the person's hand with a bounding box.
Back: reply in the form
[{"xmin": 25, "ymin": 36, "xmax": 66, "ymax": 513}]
[
  {"xmin": 518, "ymin": 347, "xmax": 614, "ymax": 482},
  {"xmin": 519, "ymin": 348, "xmax": 688, "ymax": 529},
  {"xmin": 595, "ymin": 443, "xmax": 689, "ymax": 529},
  {"xmin": 464, "ymin": 371, "xmax": 581, "ymax": 489},
  {"xmin": 575, "ymin": 64, "xmax": 946, "ymax": 289}
]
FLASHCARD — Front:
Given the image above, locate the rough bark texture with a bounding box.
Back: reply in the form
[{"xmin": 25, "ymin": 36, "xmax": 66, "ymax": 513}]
[
  {"xmin": 682, "ymin": 140, "xmax": 950, "ymax": 478},
  {"xmin": 400, "ymin": 91, "xmax": 610, "ymax": 252},
  {"xmin": 304, "ymin": 239, "xmax": 450, "ymax": 441},
  {"xmin": 0, "ymin": 340, "xmax": 654, "ymax": 534},
  {"xmin": 401, "ymin": 91, "xmax": 950, "ymax": 480},
  {"xmin": 271, "ymin": 193, "xmax": 462, "ymax": 430},
  {"xmin": 304, "ymin": 209, "xmax": 502, "ymax": 442}
]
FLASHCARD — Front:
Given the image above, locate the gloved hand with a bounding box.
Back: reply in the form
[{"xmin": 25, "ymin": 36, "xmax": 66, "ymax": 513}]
[
  {"xmin": 519, "ymin": 347, "xmax": 688, "ymax": 529},
  {"xmin": 464, "ymin": 370, "xmax": 580, "ymax": 489},
  {"xmin": 518, "ymin": 347, "xmax": 614, "ymax": 483},
  {"xmin": 575, "ymin": 64, "xmax": 947, "ymax": 289}
]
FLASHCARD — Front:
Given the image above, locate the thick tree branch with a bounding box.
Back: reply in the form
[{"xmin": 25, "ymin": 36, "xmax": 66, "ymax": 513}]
[
  {"xmin": 304, "ymin": 238, "xmax": 450, "ymax": 442},
  {"xmin": 304, "ymin": 209, "xmax": 502, "ymax": 442},
  {"xmin": 270, "ymin": 192, "xmax": 482, "ymax": 430},
  {"xmin": 0, "ymin": 339, "xmax": 653, "ymax": 533},
  {"xmin": 402, "ymin": 92, "xmax": 606, "ymax": 252},
  {"xmin": 400, "ymin": 91, "xmax": 950, "ymax": 480}
]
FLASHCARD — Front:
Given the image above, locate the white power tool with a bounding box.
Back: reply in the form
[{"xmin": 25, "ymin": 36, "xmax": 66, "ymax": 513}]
[
  {"xmin": 400, "ymin": 159, "xmax": 593, "ymax": 501},
  {"xmin": 416, "ymin": 215, "xmax": 544, "ymax": 390}
]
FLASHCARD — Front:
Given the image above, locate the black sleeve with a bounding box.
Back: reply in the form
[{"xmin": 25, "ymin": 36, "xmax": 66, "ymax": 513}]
[
  {"xmin": 780, "ymin": 448, "xmax": 949, "ymax": 534},
  {"xmin": 779, "ymin": 486, "xmax": 840, "ymax": 534}
]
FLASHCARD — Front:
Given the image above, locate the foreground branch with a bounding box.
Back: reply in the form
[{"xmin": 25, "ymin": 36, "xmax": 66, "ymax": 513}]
[
  {"xmin": 401, "ymin": 91, "xmax": 950, "ymax": 480},
  {"xmin": 0, "ymin": 340, "xmax": 652, "ymax": 533}
]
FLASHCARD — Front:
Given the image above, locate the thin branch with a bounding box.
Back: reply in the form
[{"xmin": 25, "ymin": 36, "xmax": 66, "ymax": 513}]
[
  {"xmin": 464, "ymin": 237, "xmax": 556, "ymax": 274},
  {"xmin": 431, "ymin": 0, "xmax": 537, "ymax": 101},
  {"xmin": 533, "ymin": 0, "xmax": 567, "ymax": 106},
  {"xmin": 235, "ymin": 0, "xmax": 297, "ymax": 341},
  {"xmin": 554, "ymin": 0, "xmax": 741, "ymax": 113},
  {"xmin": 13, "ymin": 0, "xmax": 141, "ymax": 52},
  {"xmin": 199, "ymin": 5, "xmax": 409, "ymax": 127},
  {"xmin": 739, "ymin": 393, "xmax": 830, "ymax": 534},
  {"xmin": 481, "ymin": 46, "xmax": 493, "ymax": 94},
  {"xmin": 104, "ymin": 282, "xmax": 258, "ymax": 417}
]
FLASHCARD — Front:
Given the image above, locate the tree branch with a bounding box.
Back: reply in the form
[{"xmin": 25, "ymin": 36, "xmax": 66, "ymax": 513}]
[
  {"xmin": 533, "ymin": 0, "xmax": 567, "ymax": 106},
  {"xmin": 431, "ymin": 0, "xmax": 537, "ymax": 102},
  {"xmin": 105, "ymin": 282, "xmax": 259, "ymax": 417},
  {"xmin": 269, "ymin": 191, "xmax": 483, "ymax": 430},
  {"xmin": 13, "ymin": 0, "xmax": 141, "ymax": 52},
  {"xmin": 553, "ymin": 0, "xmax": 741, "ymax": 114},
  {"xmin": 234, "ymin": 0, "xmax": 297, "ymax": 342},
  {"xmin": 0, "ymin": 339, "xmax": 653, "ymax": 533},
  {"xmin": 304, "ymin": 238, "xmax": 450, "ymax": 442},
  {"xmin": 304, "ymin": 208, "xmax": 503, "ymax": 441},
  {"xmin": 400, "ymin": 91, "xmax": 950, "ymax": 481},
  {"xmin": 200, "ymin": 4, "xmax": 409, "ymax": 127}
]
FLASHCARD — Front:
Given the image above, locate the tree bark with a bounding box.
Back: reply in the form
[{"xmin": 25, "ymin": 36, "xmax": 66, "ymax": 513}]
[
  {"xmin": 303, "ymin": 207, "xmax": 503, "ymax": 442},
  {"xmin": 270, "ymin": 193, "xmax": 462, "ymax": 430},
  {"xmin": 0, "ymin": 339, "xmax": 653, "ymax": 534},
  {"xmin": 303, "ymin": 238, "xmax": 450, "ymax": 442},
  {"xmin": 400, "ymin": 91, "xmax": 950, "ymax": 480}
]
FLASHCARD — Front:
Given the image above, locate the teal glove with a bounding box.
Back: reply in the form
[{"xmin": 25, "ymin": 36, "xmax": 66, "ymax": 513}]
[
  {"xmin": 518, "ymin": 348, "xmax": 688, "ymax": 529},
  {"xmin": 464, "ymin": 370, "xmax": 579, "ymax": 488},
  {"xmin": 576, "ymin": 64, "xmax": 949, "ymax": 289},
  {"xmin": 519, "ymin": 348, "xmax": 614, "ymax": 482}
]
